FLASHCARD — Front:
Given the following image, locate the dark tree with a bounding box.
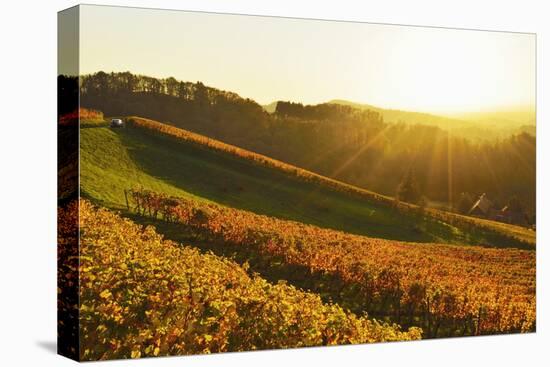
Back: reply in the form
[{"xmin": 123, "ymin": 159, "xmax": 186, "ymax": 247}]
[
  {"xmin": 507, "ymin": 196, "xmax": 524, "ymax": 213},
  {"xmin": 397, "ymin": 169, "xmax": 422, "ymax": 204}
]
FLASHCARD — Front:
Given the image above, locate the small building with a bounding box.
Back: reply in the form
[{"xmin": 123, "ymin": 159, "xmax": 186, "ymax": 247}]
[
  {"xmin": 498, "ymin": 205, "xmax": 528, "ymax": 226},
  {"xmin": 469, "ymin": 193, "xmax": 528, "ymax": 226},
  {"xmin": 468, "ymin": 193, "xmax": 493, "ymax": 217}
]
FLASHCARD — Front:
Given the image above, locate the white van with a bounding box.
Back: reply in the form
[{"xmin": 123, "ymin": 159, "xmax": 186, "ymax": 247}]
[{"xmin": 110, "ymin": 118, "xmax": 124, "ymax": 128}]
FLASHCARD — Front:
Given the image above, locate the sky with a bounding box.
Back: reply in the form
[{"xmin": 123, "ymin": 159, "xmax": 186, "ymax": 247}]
[{"xmin": 78, "ymin": 5, "xmax": 536, "ymax": 114}]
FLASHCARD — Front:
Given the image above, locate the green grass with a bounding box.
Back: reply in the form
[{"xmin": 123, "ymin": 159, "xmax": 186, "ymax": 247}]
[
  {"xmin": 79, "ymin": 119, "xmax": 533, "ymax": 248},
  {"xmin": 80, "ymin": 123, "xmax": 201, "ymax": 206}
]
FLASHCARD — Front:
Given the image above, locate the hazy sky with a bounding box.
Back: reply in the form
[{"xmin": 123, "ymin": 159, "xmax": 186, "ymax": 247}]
[{"xmin": 79, "ymin": 5, "xmax": 535, "ymax": 114}]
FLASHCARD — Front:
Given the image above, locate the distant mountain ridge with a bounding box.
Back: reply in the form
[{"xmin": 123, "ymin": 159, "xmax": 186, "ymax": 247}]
[
  {"xmin": 327, "ymin": 99, "xmax": 535, "ymax": 140},
  {"xmin": 329, "ymin": 99, "xmax": 477, "ymax": 128},
  {"xmin": 448, "ymin": 109, "xmax": 536, "ymax": 126}
]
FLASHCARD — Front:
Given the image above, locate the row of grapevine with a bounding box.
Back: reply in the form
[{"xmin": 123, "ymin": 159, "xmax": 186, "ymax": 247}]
[
  {"xmin": 128, "ymin": 188, "xmax": 536, "ymax": 338},
  {"xmin": 126, "ymin": 116, "xmax": 534, "ymax": 248},
  {"xmin": 59, "ymin": 200, "xmax": 421, "ymax": 361}
]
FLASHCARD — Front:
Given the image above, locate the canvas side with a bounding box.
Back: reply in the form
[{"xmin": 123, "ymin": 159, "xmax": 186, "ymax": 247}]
[{"xmin": 57, "ymin": 5, "xmax": 80, "ymax": 361}]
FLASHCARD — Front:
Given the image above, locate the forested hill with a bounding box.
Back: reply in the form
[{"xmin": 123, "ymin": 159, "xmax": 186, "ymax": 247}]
[{"xmin": 72, "ymin": 72, "xmax": 535, "ymax": 218}]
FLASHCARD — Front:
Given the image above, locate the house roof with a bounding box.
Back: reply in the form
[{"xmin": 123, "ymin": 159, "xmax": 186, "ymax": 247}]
[{"xmin": 469, "ymin": 193, "xmax": 493, "ymax": 215}]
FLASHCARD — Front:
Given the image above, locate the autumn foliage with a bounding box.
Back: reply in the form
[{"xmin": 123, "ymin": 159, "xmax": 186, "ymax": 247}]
[
  {"xmin": 59, "ymin": 107, "xmax": 104, "ymax": 126},
  {"xmin": 129, "ymin": 188, "xmax": 536, "ymax": 338},
  {"xmin": 58, "ymin": 201, "xmax": 421, "ymax": 361}
]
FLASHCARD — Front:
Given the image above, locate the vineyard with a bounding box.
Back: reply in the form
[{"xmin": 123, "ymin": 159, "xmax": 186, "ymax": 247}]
[
  {"xmin": 126, "ymin": 188, "xmax": 536, "ymax": 338},
  {"xmin": 70, "ymin": 113, "xmax": 536, "ymax": 360},
  {"xmin": 59, "ymin": 200, "xmax": 421, "ymax": 360},
  {"xmin": 126, "ymin": 116, "xmax": 535, "ymax": 248}
]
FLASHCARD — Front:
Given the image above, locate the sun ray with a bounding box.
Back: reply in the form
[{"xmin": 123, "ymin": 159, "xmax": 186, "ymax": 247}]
[{"xmin": 330, "ymin": 124, "xmax": 392, "ymax": 179}]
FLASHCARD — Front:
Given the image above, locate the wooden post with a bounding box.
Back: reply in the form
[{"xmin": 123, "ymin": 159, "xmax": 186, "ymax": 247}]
[
  {"xmin": 124, "ymin": 189, "xmax": 130, "ymax": 211},
  {"xmin": 426, "ymin": 297, "xmax": 432, "ymax": 337},
  {"xmin": 476, "ymin": 306, "xmax": 482, "ymax": 335}
]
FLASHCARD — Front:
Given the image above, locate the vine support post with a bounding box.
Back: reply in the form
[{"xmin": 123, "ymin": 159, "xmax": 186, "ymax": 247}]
[{"xmin": 476, "ymin": 306, "xmax": 483, "ymax": 335}]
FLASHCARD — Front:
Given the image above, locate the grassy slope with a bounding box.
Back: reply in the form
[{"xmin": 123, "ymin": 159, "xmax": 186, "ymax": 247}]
[
  {"xmin": 128, "ymin": 116, "xmax": 535, "ymax": 247},
  {"xmin": 80, "ymin": 119, "xmax": 533, "ymax": 248}
]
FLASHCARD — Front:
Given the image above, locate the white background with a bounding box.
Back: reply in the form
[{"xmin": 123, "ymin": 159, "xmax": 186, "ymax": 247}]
[{"xmin": 0, "ymin": 0, "xmax": 547, "ymax": 365}]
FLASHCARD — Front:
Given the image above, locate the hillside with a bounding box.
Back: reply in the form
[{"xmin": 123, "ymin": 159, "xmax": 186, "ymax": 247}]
[
  {"xmin": 449, "ymin": 109, "xmax": 536, "ymax": 127},
  {"xmin": 79, "ymin": 72, "xmax": 536, "ymax": 215},
  {"xmin": 79, "ymin": 116, "xmax": 534, "ymax": 248},
  {"xmin": 80, "ymin": 119, "xmax": 447, "ymax": 243}
]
